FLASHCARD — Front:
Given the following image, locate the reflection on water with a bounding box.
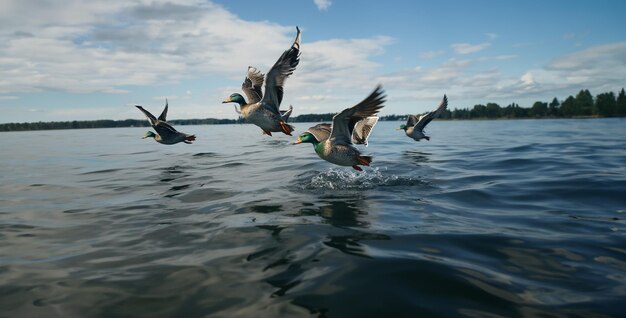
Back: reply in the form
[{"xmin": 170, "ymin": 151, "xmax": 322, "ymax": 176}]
[
  {"xmin": 402, "ymin": 150, "xmax": 431, "ymax": 165},
  {"xmin": 1, "ymin": 120, "xmax": 626, "ymax": 317}
]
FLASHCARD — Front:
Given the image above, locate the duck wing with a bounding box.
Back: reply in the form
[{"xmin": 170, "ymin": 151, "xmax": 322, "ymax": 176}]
[
  {"xmin": 352, "ymin": 116, "xmax": 379, "ymax": 146},
  {"xmin": 414, "ymin": 94, "xmax": 448, "ymax": 130},
  {"xmin": 135, "ymin": 105, "xmax": 159, "ymax": 127},
  {"xmin": 329, "ymin": 85, "xmax": 386, "ymax": 145},
  {"xmin": 280, "ymin": 105, "xmax": 293, "ymax": 121},
  {"xmin": 136, "ymin": 105, "xmax": 179, "ymax": 138},
  {"xmin": 241, "ymin": 67, "xmax": 264, "ymax": 104},
  {"xmin": 153, "ymin": 121, "xmax": 180, "ymax": 139},
  {"xmin": 406, "ymin": 115, "xmax": 419, "ymax": 127},
  {"xmin": 261, "ymin": 26, "xmax": 301, "ymax": 115},
  {"xmin": 158, "ymin": 99, "xmax": 169, "ymax": 121},
  {"xmin": 307, "ymin": 123, "xmax": 332, "ymax": 142}
]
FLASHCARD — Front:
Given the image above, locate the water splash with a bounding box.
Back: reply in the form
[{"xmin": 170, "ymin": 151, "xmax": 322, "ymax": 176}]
[{"xmin": 299, "ymin": 167, "xmax": 424, "ymax": 190}]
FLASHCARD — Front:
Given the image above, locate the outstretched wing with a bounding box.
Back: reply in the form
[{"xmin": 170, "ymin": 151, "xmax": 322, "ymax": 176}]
[
  {"xmin": 405, "ymin": 115, "xmax": 418, "ymax": 127},
  {"xmin": 241, "ymin": 67, "xmax": 264, "ymax": 104},
  {"xmin": 352, "ymin": 116, "xmax": 379, "ymax": 146},
  {"xmin": 158, "ymin": 99, "xmax": 169, "ymax": 121},
  {"xmin": 280, "ymin": 105, "xmax": 293, "ymax": 121},
  {"xmin": 329, "ymin": 85, "xmax": 386, "ymax": 145},
  {"xmin": 307, "ymin": 123, "xmax": 332, "ymax": 142},
  {"xmin": 153, "ymin": 121, "xmax": 180, "ymax": 139},
  {"xmin": 135, "ymin": 105, "xmax": 159, "ymax": 127},
  {"xmin": 414, "ymin": 94, "xmax": 448, "ymax": 130},
  {"xmin": 136, "ymin": 104, "xmax": 179, "ymax": 138},
  {"xmin": 261, "ymin": 26, "xmax": 301, "ymax": 114}
]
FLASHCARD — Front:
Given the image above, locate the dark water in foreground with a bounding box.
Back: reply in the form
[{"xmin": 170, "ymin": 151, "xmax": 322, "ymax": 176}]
[{"xmin": 1, "ymin": 119, "xmax": 625, "ymax": 317}]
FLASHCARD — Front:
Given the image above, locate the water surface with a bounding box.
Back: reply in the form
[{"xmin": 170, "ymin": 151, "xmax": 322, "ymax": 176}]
[{"xmin": 1, "ymin": 119, "xmax": 625, "ymax": 317}]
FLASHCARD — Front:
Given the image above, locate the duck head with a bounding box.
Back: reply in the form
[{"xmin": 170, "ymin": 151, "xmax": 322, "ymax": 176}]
[
  {"xmin": 294, "ymin": 132, "xmax": 318, "ymax": 145},
  {"xmin": 142, "ymin": 131, "xmax": 157, "ymax": 139},
  {"xmin": 222, "ymin": 93, "xmax": 246, "ymax": 106},
  {"xmin": 398, "ymin": 124, "xmax": 408, "ymax": 131}
]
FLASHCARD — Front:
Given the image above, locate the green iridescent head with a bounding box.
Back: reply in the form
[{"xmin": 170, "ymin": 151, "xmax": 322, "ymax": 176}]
[
  {"xmin": 294, "ymin": 132, "xmax": 318, "ymax": 145},
  {"xmin": 142, "ymin": 131, "xmax": 157, "ymax": 139},
  {"xmin": 222, "ymin": 93, "xmax": 246, "ymax": 106},
  {"xmin": 399, "ymin": 124, "xmax": 407, "ymax": 131}
]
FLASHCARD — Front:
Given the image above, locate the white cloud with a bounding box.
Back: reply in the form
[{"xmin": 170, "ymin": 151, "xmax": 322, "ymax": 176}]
[
  {"xmin": 0, "ymin": 0, "xmax": 391, "ymax": 111},
  {"xmin": 520, "ymin": 72, "xmax": 535, "ymax": 86},
  {"xmin": 314, "ymin": 0, "xmax": 332, "ymax": 11},
  {"xmin": 476, "ymin": 55, "xmax": 517, "ymax": 62},
  {"xmin": 0, "ymin": 0, "xmax": 300, "ymax": 95},
  {"xmin": 451, "ymin": 42, "xmax": 491, "ymax": 54},
  {"xmin": 1, "ymin": 0, "xmax": 625, "ymax": 122},
  {"xmin": 419, "ymin": 50, "xmax": 445, "ymax": 59},
  {"xmin": 486, "ymin": 33, "xmax": 498, "ymax": 40}
]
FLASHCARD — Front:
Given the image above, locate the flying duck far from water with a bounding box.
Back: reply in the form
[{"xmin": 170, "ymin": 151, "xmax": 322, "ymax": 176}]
[
  {"xmin": 294, "ymin": 85, "xmax": 386, "ymax": 171},
  {"xmin": 399, "ymin": 95, "xmax": 448, "ymax": 142},
  {"xmin": 135, "ymin": 99, "xmax": 196, "ymax": 145},
  {"xmin": 222, "ymin": 27, "xmax": 301, "ymax": 136}
]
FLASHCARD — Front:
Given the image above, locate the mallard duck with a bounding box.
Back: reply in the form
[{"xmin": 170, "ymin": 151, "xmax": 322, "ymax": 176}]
[
  {"xmin": 135, "ymin": 99, "xmax": 196, "ymax": 145},
  {"xmin": 297, "ymin": 116, "xmax": 379, "ymax": 146},
  {"xmin": 399, "ymin": 95, "xmax": 448, "ymax": 141},
  {"xmin": 222, "ymin": 27, "xmax": 301, "ymax": 136},
  {"xmin": 294, "ymin": 86, "xmax": 386, "ymax": 171}
]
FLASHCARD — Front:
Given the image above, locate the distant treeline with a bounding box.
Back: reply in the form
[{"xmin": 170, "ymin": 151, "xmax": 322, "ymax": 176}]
[
  {"xmin": 440, "ymin": 88, "xmax": 626, "ymax": 120},
  {"xmin": 1, "ymin": 88, "xmax": 625, "ymax": 132},
  {"xmin": 0, "ymin": 118, "xmax": 244, "ymax": 132}
]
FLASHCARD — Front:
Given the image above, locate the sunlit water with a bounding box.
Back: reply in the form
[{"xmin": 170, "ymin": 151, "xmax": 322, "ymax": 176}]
[{"xmin": 1, "ymin": 119, "xmax": 625, "ymax": 317}]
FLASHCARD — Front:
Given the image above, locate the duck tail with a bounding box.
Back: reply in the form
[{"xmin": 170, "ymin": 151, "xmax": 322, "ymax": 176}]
[
  {"xmin": 352, "ymin": 165, "xmax": 363, "ymax": 171},
  {"xmin": 186, "ymin": 135, "xmax": 196, "ymax": 142},
  {"xmin": 357, "ymin": 155, "xmax": 372, "ymax": 166},
  {"xmin": 279, "ymin": 121, "xmax": 295, "ymax": 136}
]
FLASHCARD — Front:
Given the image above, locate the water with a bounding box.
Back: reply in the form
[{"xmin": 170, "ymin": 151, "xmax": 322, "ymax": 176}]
[{"xmin": 1, "ymin": 119, "xmax": 625, "ymax": 317}]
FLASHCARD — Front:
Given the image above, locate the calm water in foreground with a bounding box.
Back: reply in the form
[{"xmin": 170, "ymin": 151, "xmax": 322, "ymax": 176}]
[{"xmin": 1, "ymin": 119, "xmax": 625, "ymax": 317}]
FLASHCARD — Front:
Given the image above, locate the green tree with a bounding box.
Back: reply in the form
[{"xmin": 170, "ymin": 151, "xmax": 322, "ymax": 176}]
[
  {"xmin": 502, "ymin": 103, "xmax": 527, "ymax": 118},
  {"xmin": 485, "ymin": 103, "xmax": 501, "ymax": 118},
  {"xmin": 471, "ymin": 104, "xmax": 487, "ymax": 118},
  {"xmin": 452, "ymin": 108, "xmax": 470, "ymax": 119},
  {"xmin": 595, "ymin": 92, "xmax": 616, "ymax": 117},
  {"xmin": 529, "ymin": 101, "xmax": 548, "ymax": 117},
  {"xmin": 560, "ymin": 96, "xmax": 576, "ymax": 117},
  {"xmin": 548, "ymin": 97, "xmax": 560, "ymax": 116},
  {"xmin": 616, "ymin": 88, "xmax": 626, "ymax": 116},
  {"xmin": 575, "ymin": 89, "xmax": 594, "ymax": 116}
]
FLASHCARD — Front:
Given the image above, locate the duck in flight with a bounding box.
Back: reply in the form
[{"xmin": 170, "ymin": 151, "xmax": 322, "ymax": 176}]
[
  {"xmin": 399, "ymin": 95, "xmax": 448, "ymax": 141},
  {"xmin": 296, "ymin": 116, "xmax": 379, "ymax": 147},
  {"xmin": 135, "ymin": 99, "xmax": 196, "ymax": 145},
  {"xmin": 222, "ymin": 27, "xmax": 301, "ymax": 136},
  {"xmin": 294, "ymin": 86, "xmax": 386, "ymax": 171}
]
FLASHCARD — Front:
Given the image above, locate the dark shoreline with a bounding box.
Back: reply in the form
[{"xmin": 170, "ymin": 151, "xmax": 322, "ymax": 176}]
[{"xmin": 1, "ymin": 115, "xmax": 622, "ymax": 132}]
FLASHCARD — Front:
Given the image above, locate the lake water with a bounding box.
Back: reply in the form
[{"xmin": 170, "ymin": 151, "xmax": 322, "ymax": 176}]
[{"xmin": 1, "ymin": 119, "xmax": 625, "ymax": 317}]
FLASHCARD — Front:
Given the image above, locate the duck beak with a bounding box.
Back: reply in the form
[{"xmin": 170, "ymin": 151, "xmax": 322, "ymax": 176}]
[
  {"xmin": 142, "ymin": 136, "xmax": 147, "ymax": 139},
  {"xmin": 293, "ymin": 137, "xmax": 302, "ymax": 144},
  {"xmin": 222, "ymin": 97, "xmax": 232, "ymax": 103}
]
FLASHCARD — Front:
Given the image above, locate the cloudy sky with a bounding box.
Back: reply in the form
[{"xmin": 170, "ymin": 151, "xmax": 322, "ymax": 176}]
[{"xmin": 1, "ymin": 0, "xmax": 625, "ymax": 123}]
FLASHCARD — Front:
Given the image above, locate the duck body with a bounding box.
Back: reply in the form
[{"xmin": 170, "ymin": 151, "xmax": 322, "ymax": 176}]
[
  {"xmin": 315, "ymin": 140, "xmax": 366, "ymax": 167},
  {"xmin": 152, "ymin": 132, "xmax": 194, "ymax": 145},
  {"xmin": 405, "ymin": 127, "xmax": 428, "ymax": 141},
  {"xmin": 400, "ymin": 95, "xmax": 448, "ymax": 142},
  {"xmin": 295, "ymin": 86, "xmax": 385, "ymax": 171},
  {"xmin": 222, "ymin": 27, "xmax": 300, "ymax": 136},
  {"xmin": 240, "ymin": 102, "xmax": 294, "ymax": 135},
  {"xmin": 135, "ymin": 100, "xmax": 195, "ymax": 145}
]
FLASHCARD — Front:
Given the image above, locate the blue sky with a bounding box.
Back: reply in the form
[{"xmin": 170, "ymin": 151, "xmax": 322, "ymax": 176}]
[{"xmin": 1, "ymin": 0, "xmax": 625, "ymax": 123}]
